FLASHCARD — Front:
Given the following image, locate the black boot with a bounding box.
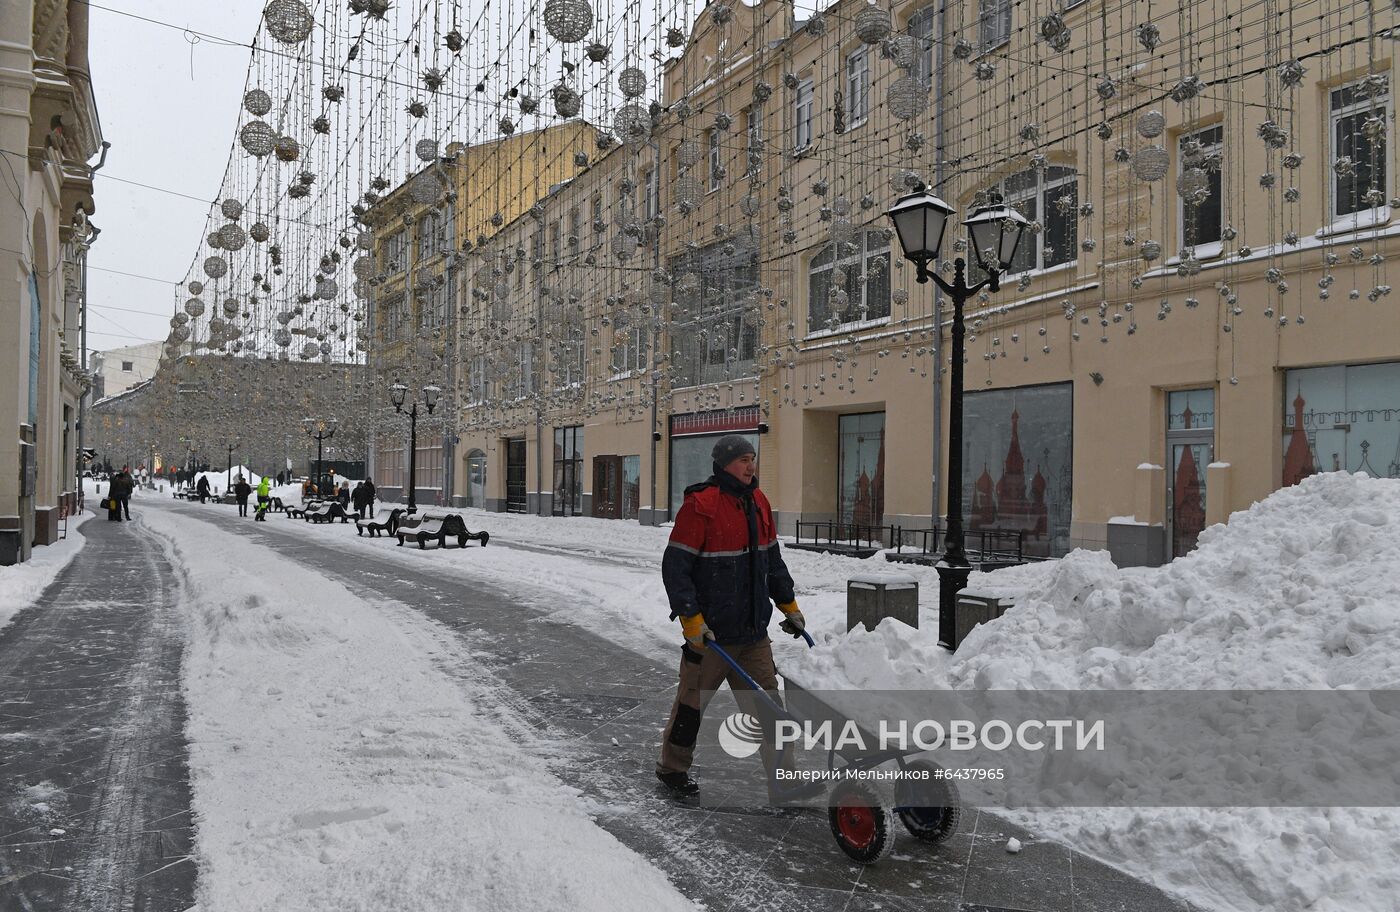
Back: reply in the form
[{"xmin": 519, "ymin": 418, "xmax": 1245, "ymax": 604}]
[{"xmin": 656, "ymin": 771, "xmax": 700, "ymax": 797}]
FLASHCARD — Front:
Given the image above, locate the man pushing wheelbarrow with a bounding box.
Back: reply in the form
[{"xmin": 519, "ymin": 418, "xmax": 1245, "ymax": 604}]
[{"xmin": 655, "ymin": 435, "xmax": 808, "ymax": 798}]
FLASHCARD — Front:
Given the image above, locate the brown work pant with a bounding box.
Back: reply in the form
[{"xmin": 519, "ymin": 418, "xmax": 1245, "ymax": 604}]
[{"xmin": 656, "ymin": 637, "xmax": 789, "ymax": 781}]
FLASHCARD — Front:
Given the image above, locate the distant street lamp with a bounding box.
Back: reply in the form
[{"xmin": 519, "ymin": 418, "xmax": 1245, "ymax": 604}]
[
  {"xmin": 302, "ymin": 417, "xmax": 338, "ymax": 497},
  {"xmin": 888, "ymin": 190, "xmax": 1028, "ymax": 649},
  {"xmin": 391, "ymin": 382, "xmax": 440, "ymax": 515},
  {"xmin": 226, "ymin": 439, "xmax": 240, "ymax": 491}
]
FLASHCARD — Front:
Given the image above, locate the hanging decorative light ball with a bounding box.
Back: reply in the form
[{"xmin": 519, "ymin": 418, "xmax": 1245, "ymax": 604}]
[
  {"xmin": 585, "ymin": 42, "xmax": 610, "ymax": 63},
  {"xmin": 207, "ymin": 231, "xmax": 223, "ymax": 249},
  {"xmin": 518, "ymin": 94, "xmax": 538, "ymax": 115},
  {"xmin": 552, "ymin": 84, "xmax": 581, "ymax": 118},
  {"xmin": 499, "ymin": 116, "xmax": 516, "ymax": 136},
  {"xmin": 406, "ymin": 99, "xmax": 429, "ymax": 118},
  {"xmin": 887, "ymin": 77, "xmax": 926, "ymax": 121},
  {"xmin": 855, "ymin": 4, "xmax": 892, "ymax": 44},
  {"xmin": 544, "ymin": 0, "xmax": 593, "ymax": 43},
  {"xmin": 884, "ymin": 35, "xmax": 917, "ymax": 69},
  {"xmin": 614, "ymin": 104, "xmax": 650, "ymax": 146},
  {"xmin": 421, "ymin": 68, "xmax": 446, "ymax": 93},
  {"xmin": 1137, "ymin": 110, "xmax": 1165, "ymax": 138},
  {"xmin": 221, "ymin": 297, "xmax": 239, "ymax": 318},
  {"xmin": 274, "ymin": 134, "xmax": 300, "ymax": 162},
  {"xmin": 187, "ymin": 280, "xmax": 204, "ymax": 295},
  {"xmin": 666, "ymin": 26, "xmax": 685, "ymax": 47},
  {"xmin": 243, "ymin": 89, "xmax": 273, "ymax": 116},
  {"xmin": 805, "ymin": 13, "xmax": 827, "ymax": 37},
  {"xmin": 184, "ymin": 298, "xmax": 205, "ymax": 317},
  {"xmin": 203, "ymin": 256, "xmax": 228, "ymax": 279},
  {"xmin": 1038, "ymin": 13, "xmax": 1071, "ymax": 51},
  {"xmin": 239, "ymin": 120, "xmax": 276, "ymax": 157},
  {"xmin": 444, "ymin": 29, "xmax": 464, "ymax": 52},
  {"xmin": 219, "ymin": 223, "xmax": 247, "ymax": 251},
  {"xmin": 1138, "ymin": 22, "xmax": 1161, "ymax": 51},
  {"xmin": 618, "ymin": 67, "xmax": 647, "ymax": 98},
  {"xmin": 263, "ymin": 0, "xmax": 314, "ymax": 44},
  {"xmin": 322, "ymin": 84, "xmax": 344, "ymax": 102},
  {"xmin": 416, "ymin": 139, "xmax": 438, "ymax": 161},
  {"xmin": 1132, "ymin": 145, "xmax": 1169, "ymax": 181},
  {"xmin": 409, "ymin": 171, "xmax": 440, "ymax": 205},
  {"xmin": 220, "ymin": 198, "xmax": 243, "ymax": 220}
]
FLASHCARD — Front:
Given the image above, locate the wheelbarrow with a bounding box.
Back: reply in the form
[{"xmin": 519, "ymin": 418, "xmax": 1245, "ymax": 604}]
[{"xmin": 707, "ymin": 632, "xmax": 962, "ymax": 864}]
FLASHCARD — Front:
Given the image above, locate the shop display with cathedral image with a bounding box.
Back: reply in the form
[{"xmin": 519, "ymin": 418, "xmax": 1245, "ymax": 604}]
[
  {"xmin": 962, "ymin": 384, "xmax": 1073, "ymax": 558},
  {"xmin": 1283, "ymin": 362, "xmax": 1400, "ymax": 487}
]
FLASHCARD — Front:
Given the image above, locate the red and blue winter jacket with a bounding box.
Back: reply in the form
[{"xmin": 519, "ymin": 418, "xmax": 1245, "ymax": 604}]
[{"xmin": 662, "ymin": 476, "xmax": 796, "ymax": 645}]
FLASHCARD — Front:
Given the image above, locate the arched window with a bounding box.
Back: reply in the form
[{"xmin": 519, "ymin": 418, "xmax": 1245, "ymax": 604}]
[
  {"xmin": 983, "ymin": 166, "xmax": 1078, "ymax": 274},
  {"xmin": 807, "ymin": 230, "xmax": 891, "ymax": 334}
]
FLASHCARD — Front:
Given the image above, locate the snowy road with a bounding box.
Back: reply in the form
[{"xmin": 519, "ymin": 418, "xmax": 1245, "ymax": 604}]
[
  {"xmin": 0, "ymin": 508, "xmax": 196, "ymax": 911},
  {"xmin": 160, "ymin": 496, "xmax": 1197, "ymax": 912}
]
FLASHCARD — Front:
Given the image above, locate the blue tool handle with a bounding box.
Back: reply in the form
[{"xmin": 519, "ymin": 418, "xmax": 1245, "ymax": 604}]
[{"xmin": 705, "ymin": 642, "xmax": 787, "ymax": 716}]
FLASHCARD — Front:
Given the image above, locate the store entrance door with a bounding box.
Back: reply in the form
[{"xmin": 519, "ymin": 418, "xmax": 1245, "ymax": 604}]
[
  {"xmin": 505, "ymin": 438, "xmax": 527, "ymax": 513},
  {"xmin": 592, "ymin": 455, "xmax": 623, "ymax": 519}
]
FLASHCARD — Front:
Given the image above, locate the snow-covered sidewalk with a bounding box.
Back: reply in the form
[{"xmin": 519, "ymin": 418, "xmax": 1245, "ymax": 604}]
[
  {"xmin": 139, "ymin": 505, "xmax": 697, "ymax": 912},
  {"xmin": 0, "ymin": 508, "xmax": 93, "ymax": 635}
]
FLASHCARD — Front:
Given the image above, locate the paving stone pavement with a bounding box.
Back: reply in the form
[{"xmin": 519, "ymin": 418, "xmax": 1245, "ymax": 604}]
[
  {"xmin": 0, "ymin": 509, "xmax": 197, "ymax": 912},
  {"xmin": 171, "ymin": 500, "xmax": 1203, "ymax": 912}
]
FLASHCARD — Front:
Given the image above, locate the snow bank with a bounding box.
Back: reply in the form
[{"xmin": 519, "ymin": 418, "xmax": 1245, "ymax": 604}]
[
  {"xmin": 786, "ymin": 472, "xmax": 1400, "ymax": 912},
  {"xmin": 0, "ymin": 510, "xmax": 93, "ymax": 635},
  {"xmin": 141, "ymin": 507, "xmax": 696, "ymax": 912}
]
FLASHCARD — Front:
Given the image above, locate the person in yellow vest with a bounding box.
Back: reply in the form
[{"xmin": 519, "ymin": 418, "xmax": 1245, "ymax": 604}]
[{"xmin": 255, "ymin": 475, "xmax": 271, "ymax": 521}]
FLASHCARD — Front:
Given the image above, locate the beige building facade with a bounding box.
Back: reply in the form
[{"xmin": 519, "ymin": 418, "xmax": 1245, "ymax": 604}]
[
  {"xmin": 89, "ymin": 340, "xmax": 161, "ymax": 400},
  {"xmin": 0, "ymin": 0, "xmax": 102, "ymax": 563},
  {"xmin": 371, "ymin": 0, "xmax": 1397, "ymax": 568}
]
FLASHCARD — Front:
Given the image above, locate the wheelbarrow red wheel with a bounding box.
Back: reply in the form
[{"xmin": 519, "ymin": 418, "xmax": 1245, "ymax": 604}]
[
  {"xmin": 827, "ymin": 781, "xmax": 896, "ymax": 864},
  {"xmin": 894, "ymin": 761, "xmax": 962, "ymax": 844}
]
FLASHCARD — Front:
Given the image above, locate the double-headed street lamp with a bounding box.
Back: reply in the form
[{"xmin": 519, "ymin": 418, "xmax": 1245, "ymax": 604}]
[
  {"xmin": 302, "ymin": 417, "xmax": 337, "ymax": 497},
  {"xmin": 226, "ymin": 439, "xmax": 240, "ymax": 491},
  {"xmin": 888, "ymin": 190, "xmax": 1029, "ymax": 650},
  {"xmin": 391, "ymin": 383, "xmax": 440, "ymax": 515}
]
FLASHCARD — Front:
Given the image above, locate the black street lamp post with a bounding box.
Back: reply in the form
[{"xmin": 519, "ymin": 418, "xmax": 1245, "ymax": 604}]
[
  {"xmin": 391, "ymin": 383, "xmax": 440, "ymax": 515},
  {"xmin": 226, "ymin": 440, "xmax": 239, "ymax": 492},
  {"xmin": 888, "ymin": 190, "xmax": 1028, "ymax": 649},
  {"xmin": 302, "ymin": 418, "xmax": 337, "ymax": 497}
]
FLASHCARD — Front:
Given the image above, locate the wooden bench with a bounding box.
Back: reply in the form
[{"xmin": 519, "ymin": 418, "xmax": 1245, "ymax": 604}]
[
  {"xmin": 395, "ymin": 511, "xmax": 489, "ymax": 549},
  {"xmin": 304, "ymin": 501, "xmax": 352, "ymax": 524},
  {"xmin": 356, "ymin": 507, "xmax": 403, "ymax": 538},
  {"xmin": 285, "ymin": 496, "xmax": 325, "ymax": 519}
]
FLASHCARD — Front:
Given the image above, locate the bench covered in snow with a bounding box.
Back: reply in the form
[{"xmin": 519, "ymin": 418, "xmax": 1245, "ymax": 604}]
[
  {"xmin": 303, "ymin": 501, "xmax": 352, "ymax": 524},
  {"xmin": 395, "ymin": 511, "xmax": 489, "ymax": 549},
  {"xmin": 356, "ymin": 507, "xmax": 403, "ymax": 538}
]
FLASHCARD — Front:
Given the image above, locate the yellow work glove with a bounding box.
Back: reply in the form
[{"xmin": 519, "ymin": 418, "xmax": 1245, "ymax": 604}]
[
  {"xmin": 777, "ymin": 601, "xmax": 806, "ymax": 638},
  {"xmin": 680, "ymin": 613, "xmax": 715, "ymax": 650}
]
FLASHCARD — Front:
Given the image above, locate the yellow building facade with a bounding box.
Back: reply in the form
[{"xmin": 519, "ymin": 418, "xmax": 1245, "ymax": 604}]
[{"xmin": 383, "ymin": 0, "xmax": 1397, "ymax": 568}]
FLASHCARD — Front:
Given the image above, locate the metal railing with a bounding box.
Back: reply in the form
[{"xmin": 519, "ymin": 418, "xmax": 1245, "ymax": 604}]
[
  {"xmin": 793, "ymin": 519, "xmax": 898, "ymax": 550},
  {"xmin": 893, "ymin": 526, "xmax": 1025, "ymax": 564}
]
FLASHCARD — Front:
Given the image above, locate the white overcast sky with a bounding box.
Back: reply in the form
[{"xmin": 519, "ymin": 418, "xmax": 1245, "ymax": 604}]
[{"xmin": 87, "ymin": 1, "xmax": 265, "ymax": 351}]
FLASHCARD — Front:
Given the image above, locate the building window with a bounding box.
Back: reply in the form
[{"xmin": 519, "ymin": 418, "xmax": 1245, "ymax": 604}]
[
  {"xmin": 592, "ymin": 193, "xmax": 604, "ymax": 240},
  {"xmin": 550, "ymin": 221, "xmax": 561, "ymax": 266},
  {"xmin": 708, "ymin": 128, "xmax": 721, "ymax": 192},
  {"xmin": 468, "ymin": 354, "xmax": 492, "ymax": 403},
  {"xmin": 980, "ymin": 166, "xmax": 1078, "ymax": 274},
  {"xmin": 909, "ymin": 6, "xmax": 936, "ymax": 87},
  {"xmin": 668, "ymin": 238, "xmax": 761, "ymax": 387},
  {"xmin": 121, "ymin": 360, "xmax": 134, "ymax": 372},
  {"xmin": 794, "ymin": 78, "xmax": 814, "ymax": 152},
  {"xmin": 611, "ymin": 318, "xmax": 647, "ymax": 375},
  {"xmin": 807, "ymin": 229, "xmax": 892, "ymax": 334},
  {"xmin": 979, "ymin": 0, "xmax": 1011, "ymax": 51},
  {"xmin": 1179, "ymin": 125, "xmax": 1224, "ymax": 249},
  {"xmin": 382, "ymin": 229, "xmax": 407, "ymax": 273},
  {"xmin": 568, "ymin": 206, "xmax": 581, "ymax": 250},
  {"xmin": 846, "ymin": 48, "xmax": 870, "ymax": 127},
  {"xmin": 513, "ymin": 342, "xmax": 536, "ymax": 399},
  {"xmin": 644, "ymin": 168, "xmax": 658, "ymax": 219},
  {"xmin": 417, "ymin": 211, "xmax": 439, "ymax": 260},
  {"xmin": 1330, "ymin": 77, "xmax": 1390, "ymax": 219},
  {"xmin": 746, "ymin": 108, "xmax": 763, "ymax": 176}
]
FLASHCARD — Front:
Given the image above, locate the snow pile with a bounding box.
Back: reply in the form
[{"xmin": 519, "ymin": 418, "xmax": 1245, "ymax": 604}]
[
  {"xmin": 787, "ymin": 472, "xmax": 1400, "ymax": 912},
  {"xmin": 142, "ymin": 507, "xmax": 697, "ymax": 912},
  {"xmin": 0, "ymin": 508, "xmax": 93, "ymax": 635},
  {"xmin": 190, "ymin": 467, "xmax": 263, "ymax": 495}
]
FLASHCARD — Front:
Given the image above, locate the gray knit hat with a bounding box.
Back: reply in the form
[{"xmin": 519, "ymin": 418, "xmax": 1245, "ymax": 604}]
[{"xmin": 711, "ymin": 434, "xmax": 756, "ymax": 468}]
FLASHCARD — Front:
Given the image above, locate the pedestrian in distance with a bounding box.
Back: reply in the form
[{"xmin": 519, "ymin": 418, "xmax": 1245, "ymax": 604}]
[
  {"xmin": 196, "ymin": 474, "xmax": 211, "ymax": 504},
  {"xmin": 654, "ymin": 435, "xmax": 806, "ymax": 799},
  {"xmin": 255, "ymin": 475, "xmax": 271, "ymax": 521},
  {"xmin": 233, "ymin": 474, "xmax": 252, "ymax": 517},
  {"xmin": 351, "ymin": 481, "xmax": 366, "ymax": 519},
  {"xmin": 361, "ymin": 476, "xmax": 376, "ymax": 519},
  {"xmin": 114, "ymin": 467, "xmax": 134, "ymax": 520},
  {"xmin": 337, "ymin": 481, "xmax": 351, "ymax": 509}
]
